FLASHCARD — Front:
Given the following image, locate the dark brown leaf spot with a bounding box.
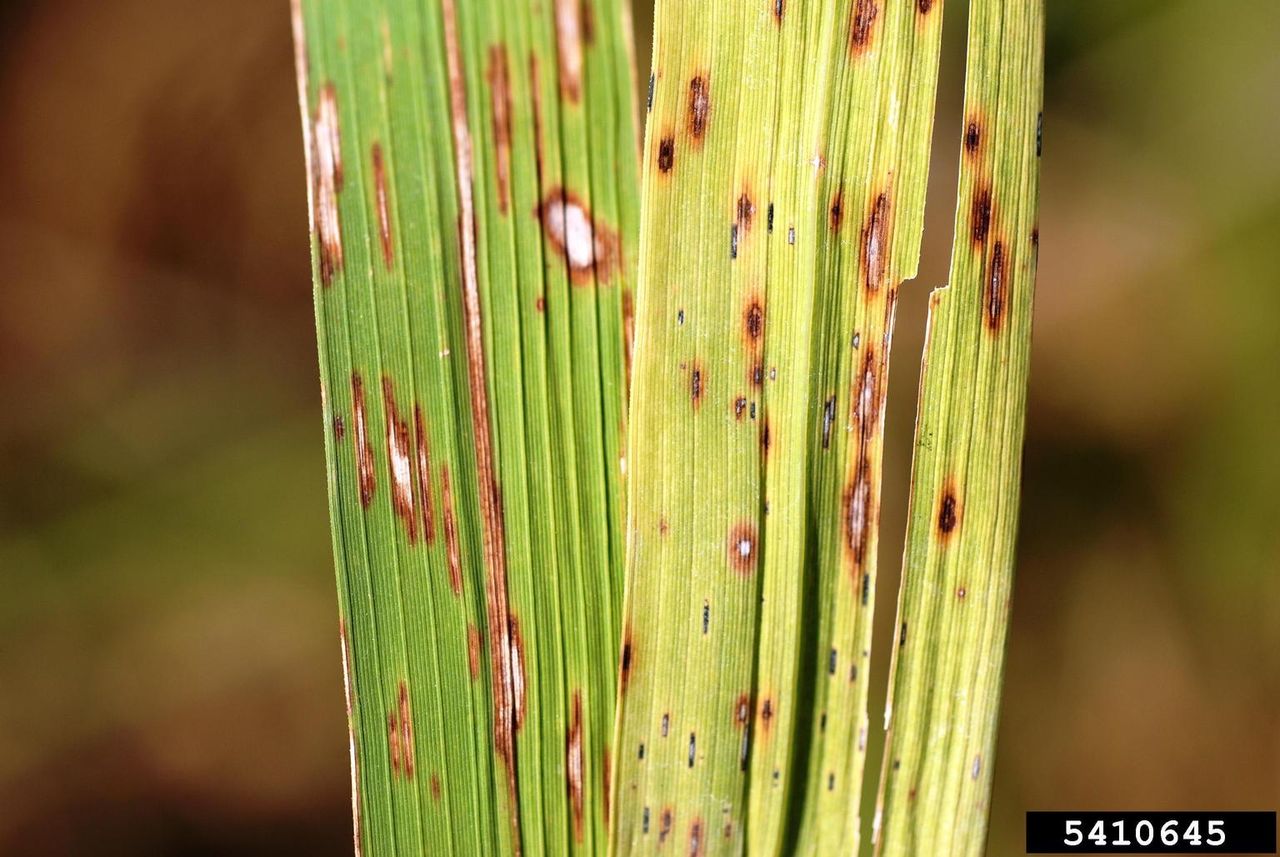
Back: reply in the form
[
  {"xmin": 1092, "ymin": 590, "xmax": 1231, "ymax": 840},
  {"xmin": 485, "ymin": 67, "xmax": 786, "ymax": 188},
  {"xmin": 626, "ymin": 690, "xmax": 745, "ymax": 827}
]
[
  {"xmin": 964, "ymin": 118, "xmax": 982, "ymax": 158},
  {"xmin": 862, "ymin": 191, "xmax": 890, "ymax": 291},
  {"xmin": 351, "ymin": 374, "xmax": 375, "ymax": 508},
  {"xmin": 760, "ymin": 417, "xmax": 771, "ymax": 455},
  {"xmin": 657, "ymin": 135, "xmax": 675, "ymax": 173},
  {"xmin": 440, "ymin": 465, "xmax": 463, "ymax": 595},
  {"xmin": 899, "ymin": 621, "xmax": 908, "ymax": 647},
  {"xmin": 568, "ymin": 689, "xmax": 584, "ymax": 842},
  {"xmin": 937, "ymin": 480, "xmax": 959, "ymax": 538},
  {"xmin": 734, "ymin": 693, "xmax": 752, "ymax": 728},
  {"xmin": 333, "ymin": 414, "xmax": 345, "ymax": 441},
  {"xmin": 734, "ymin": 396, "xmax": 748, "ymax": 421},
  {"xmin": 688, "ymin": 75, "xmax": 710, "ymax": 143},
  {"xmin": 744, "ymin": 297, "xmax": 764, "ymax": 345},
  {"xmin": 728, "ymin": 522, "xmax": 758, "ymax": 575},
  {"xmin": 620, "ymin": 626, "xmax": 634, "ymax": 690},
  {"xmin": 690, "ymin": 361, "xmax": 704, "ymax": 409},
  {"xmin": 850, "ymin": 0, "xmax": 879, "ymax": 56},
  {"xmin": 918, "ymin": 0, "xmax": 933, "ymax": 13},
  {"xmin": 430, "ymin": 773, "xmax": 442, "ymax": 801},
  {"xmin": 737, "ymin": 191, "xmax": 755, "ymax": 230},
  {"xmin": 486, "ymin": 45, "xmax": 512, "ymax": 214},
  {"xmin": 774, "ymin": 0, "xmax": 785, "ymax": 25},
  {"xmin": 986, "ymin": 240, "xmax": 1006, "ymax": 332},
  {"xmin": 829, "ymin": 185, "xmax": 844, "ymax": 232},
  {"xmin": 372, "ymin": 142, "xmax": 393, "ymax": 269},
  {"xmin": 971, "ymin": 186, "xmax": 993, "ymax": 246},
  {"xmin": 660, "ymin": 807, "xmax": 674, "ymax": 844},
  {"xmin": 537, "ymin": 187, "xmax": 621, "ymax": 286}
]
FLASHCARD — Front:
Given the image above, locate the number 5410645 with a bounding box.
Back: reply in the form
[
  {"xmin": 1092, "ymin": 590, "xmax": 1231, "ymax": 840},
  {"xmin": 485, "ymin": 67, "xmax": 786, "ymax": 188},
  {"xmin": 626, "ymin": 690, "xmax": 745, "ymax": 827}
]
[{"xmin": 1063, "ymin": 818, "xmax": 1225, "ymax": 848}]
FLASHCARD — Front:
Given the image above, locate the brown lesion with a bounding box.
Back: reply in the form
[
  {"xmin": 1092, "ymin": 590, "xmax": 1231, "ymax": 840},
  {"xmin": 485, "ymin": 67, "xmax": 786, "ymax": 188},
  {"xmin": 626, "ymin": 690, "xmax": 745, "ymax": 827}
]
[
  {"xmin": 760, "ymin": 416, "xmax": 771, "ymax": 456},
  {"xmin": 567, "ymin": 690, "xmax": 585, "ymax": 842},
  {"xmin": 657, "ymin": 134, "xmax": 675, "ymax": 174},
  {"xmin": 727, "ymin": 522, "xmax": 758, "ymax": 575},
  {"xmin": 382, "ymin": 377, "xmax": 417, "ymax": 544},
  {"xmin": 690, "ymin": 360, "xmax": 705, "ymax": 409},
  {"xmin": 736, "ymin": 190, "xmax": 756, "ymax": 231},
  {"xmin": 689, "ymin": 818, "xmax": 706, "ymax": 857},
  {"xmin": 485, "ymin": 44, "xmax": 513, "ymax": 214},
  {"xmin": 758, "ymin": 696, "xmax": 775, "ymax": 736},
  {"xmin": 849, "ymin": 0, "xmax": 880, "ymax": 57},
  {"xmin": 687, "ymin": 73, "xmax": 710, "ymax": 144},
  {"xmin": 985, "ymin": 240, "xmax": 1008, "ymax": 333},
  {"xmin": 964, "ymin": 115, "xmax": 983, "ymax": 159},
  {"xmin": 535, "ymin": 187, "xmax": 622, "ymax": 286},
  {"xmin": 971, "ymin": 185, "xmax": 993, "ymax": 247},
  {"xmin": 620, "ymin": 625, "xmax": 634, "ymax": 690},
  {"xmin": 312, "ymin": 81, "xmax": 344, "ymax": 287},
  {"xmin": 659, "ymin": 807, "xmax": 674, "ymax": 844},
  {"xmin": 387, "ymin": 681, "xmax": 415, "ymax": 781},
  {"xmin": 743, "ymin": 294, "xmax": 764, "ymax": 350},
  {"xmin": 843, "ymin": 346, "xmax": 880, "ymax": 572},
  {"xmin": 774, "ymin": 0, "xmax": 785, "ymax": 25},
  {"xmin": 371, "ymin": 142, "xmax": 393, "ymax": 269},
  {"xmin": 351, "ymin": 373, "xmax": 376, "ymax": 508},
  {"xmin": 733, "ymin": 693, "xmax": 752, "ymax": 729},
  {"xmin": 429, "ymin": 773, "xmax": 442, "ymax": 802},
  {"xmin": 829, "ymin": 184, "xmax": 845, "ymax": 233},
  {"xmin": 937, "ymin": 476, "xmax": 961, "ymax": 539},
  {"xmin": 861, "ymin": 191, "xmax": 891, "ymax": 292},
  {"xmin": 917, "ymin": 0, "xmax": 935, "ymax": 16}
]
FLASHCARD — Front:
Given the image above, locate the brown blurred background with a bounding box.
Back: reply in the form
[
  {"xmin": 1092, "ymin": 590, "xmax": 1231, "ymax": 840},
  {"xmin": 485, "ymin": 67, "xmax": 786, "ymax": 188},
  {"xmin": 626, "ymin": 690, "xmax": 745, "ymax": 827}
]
[{"xmin": 1, "ymin": 1, "xmax": 1276, "ymax": 854}]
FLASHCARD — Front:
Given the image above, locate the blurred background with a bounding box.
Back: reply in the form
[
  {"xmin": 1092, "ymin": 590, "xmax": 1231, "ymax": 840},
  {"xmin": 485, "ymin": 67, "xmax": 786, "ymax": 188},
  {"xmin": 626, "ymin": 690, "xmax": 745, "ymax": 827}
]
[{"xmin": 0, "ymin": 0, "xmax": 1276, "ymax": 853}]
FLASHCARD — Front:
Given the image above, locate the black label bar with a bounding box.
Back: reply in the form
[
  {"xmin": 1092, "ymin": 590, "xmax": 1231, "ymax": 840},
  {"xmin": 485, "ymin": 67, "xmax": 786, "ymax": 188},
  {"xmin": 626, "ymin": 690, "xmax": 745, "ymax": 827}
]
[{"xmin": 1026, "ymin": 812, "xmax": 1276, "ymax": 853}]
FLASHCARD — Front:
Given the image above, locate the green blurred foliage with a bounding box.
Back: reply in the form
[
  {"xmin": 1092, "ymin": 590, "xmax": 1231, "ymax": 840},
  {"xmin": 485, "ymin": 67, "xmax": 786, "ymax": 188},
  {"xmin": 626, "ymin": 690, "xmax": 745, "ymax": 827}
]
[{"xmin": 0, "ymin": 0, "xmax": 1275, "ymax": 854}]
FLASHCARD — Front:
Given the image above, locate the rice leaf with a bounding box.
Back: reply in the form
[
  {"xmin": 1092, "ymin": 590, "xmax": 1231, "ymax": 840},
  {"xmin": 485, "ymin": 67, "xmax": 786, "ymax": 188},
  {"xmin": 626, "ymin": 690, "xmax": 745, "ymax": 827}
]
[
  {"xmin": 291, "ymin": 0, "xmax": 639, "ymax": 852},
  {"xmin": 610, "ymin": 1, "xmax": 944, "ymax": 854},
  {"xmin": 873, "ymin": 1, "xmax": 1044, "ymax": 854}
]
